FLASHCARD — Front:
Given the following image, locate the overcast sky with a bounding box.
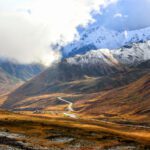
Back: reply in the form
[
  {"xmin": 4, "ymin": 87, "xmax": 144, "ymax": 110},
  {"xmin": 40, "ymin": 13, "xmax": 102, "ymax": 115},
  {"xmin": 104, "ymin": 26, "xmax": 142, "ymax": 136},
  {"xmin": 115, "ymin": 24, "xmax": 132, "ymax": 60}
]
[{"xmin": 0, "ymin": 0, "xmax": 150, "ymax": 66}]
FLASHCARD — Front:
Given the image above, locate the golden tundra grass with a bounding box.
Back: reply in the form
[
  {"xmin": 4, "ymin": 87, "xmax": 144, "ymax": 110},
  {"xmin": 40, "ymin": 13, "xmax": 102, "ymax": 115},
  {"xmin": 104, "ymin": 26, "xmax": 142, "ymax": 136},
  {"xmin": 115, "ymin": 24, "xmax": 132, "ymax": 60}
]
[{"xmin": 0, "ymin": 110, "xmax": 150, "ymax": 149}]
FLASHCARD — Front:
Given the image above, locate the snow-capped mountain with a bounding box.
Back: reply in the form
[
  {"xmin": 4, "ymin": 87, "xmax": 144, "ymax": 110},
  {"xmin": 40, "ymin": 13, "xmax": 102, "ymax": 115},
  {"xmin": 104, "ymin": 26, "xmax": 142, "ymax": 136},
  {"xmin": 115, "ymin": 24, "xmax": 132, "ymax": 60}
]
[
  {"xmin": 62, "ymin": 26, "xmax": 150, "ymax": 57},
  {"xmin": 67, "ymin": 49, "xmax": 120, "ymax": 66},
  {"xmin": 66, "ymin": 48, "xmax": 125, "ymax": 77},
  {"xmin": 67, "ymin": 40, "xmax": 150, "ymax": 66},
  {"xmin": 113, "ymin": 41, "xmax": 150, "ymax": 65}
]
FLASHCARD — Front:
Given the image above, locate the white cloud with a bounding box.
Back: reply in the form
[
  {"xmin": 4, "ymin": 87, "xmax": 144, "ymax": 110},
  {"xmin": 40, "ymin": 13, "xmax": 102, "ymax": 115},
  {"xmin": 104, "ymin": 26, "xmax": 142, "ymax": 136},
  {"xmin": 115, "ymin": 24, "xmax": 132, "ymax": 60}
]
[
  {"xmin": 113, "ymin": 13, "xmax": 122, "ymax": 18},
  {"xmin": 0, "ymin": 0, "xmax": 117, "ymax": 66}
]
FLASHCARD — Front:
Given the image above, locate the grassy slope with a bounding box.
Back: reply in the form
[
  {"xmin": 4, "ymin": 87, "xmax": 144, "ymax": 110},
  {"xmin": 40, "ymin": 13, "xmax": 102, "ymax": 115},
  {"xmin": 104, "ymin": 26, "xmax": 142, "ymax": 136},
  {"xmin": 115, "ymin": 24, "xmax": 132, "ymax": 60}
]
[
  {"xmin": 2, "ymin": 68, "xmax": 149, "ymax": 110},
  {"xmin": 0, "ymin": 110, "xmax": 150, "ymax": 149},
  {"xmin": 77, "ymin": 73, "xmax": 150, "ymax": 121}
]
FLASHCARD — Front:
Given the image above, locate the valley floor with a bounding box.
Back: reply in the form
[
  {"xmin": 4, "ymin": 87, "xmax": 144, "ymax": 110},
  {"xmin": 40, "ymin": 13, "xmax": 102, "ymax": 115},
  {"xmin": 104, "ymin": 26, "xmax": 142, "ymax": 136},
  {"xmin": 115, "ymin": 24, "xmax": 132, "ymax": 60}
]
[{"xmin": 0, "ymin": 110, "xmax": 150, "ymax": 150}]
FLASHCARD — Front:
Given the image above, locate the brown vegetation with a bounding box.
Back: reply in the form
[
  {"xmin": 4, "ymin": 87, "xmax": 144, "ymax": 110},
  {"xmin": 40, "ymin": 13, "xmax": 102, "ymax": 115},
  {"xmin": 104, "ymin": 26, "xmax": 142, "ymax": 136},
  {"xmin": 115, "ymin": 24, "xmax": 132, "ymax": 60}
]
[
  {"xmin": 76, "ymin": 73, "xmax": 150, "ymax": 122},
  {"xmin": 0, "ymin": 110, "xmax": 150, "ymax": 149}
]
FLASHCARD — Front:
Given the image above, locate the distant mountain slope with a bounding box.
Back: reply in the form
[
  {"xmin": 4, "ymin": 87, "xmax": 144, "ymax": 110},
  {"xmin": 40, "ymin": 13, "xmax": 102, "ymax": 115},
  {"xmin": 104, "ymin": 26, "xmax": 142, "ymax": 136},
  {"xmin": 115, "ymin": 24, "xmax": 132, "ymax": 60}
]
[
  {"xmin": 0, "ymin": 59, "xmax": 45, "ymax": 96},
  {"xmin": 67, "ymin": 41, "xmax": 150, "ymax": 66},
  {"xmin": 0, "ymin": 59, "xmax": 45, "ymax": 81},
  {"xmin": 0, "ymin": 68, "xmax": 22, "ymax": 94},
  {"xmin": 1, "ymin": 59, "xmax": 149, "ymax": 110},
  {"xmin": 62, "ymin": 26, "xmax": 150, "ymax": 57},
  {"xmin": 78, "ymin": 73, "xmax": 150, "ymax": 119},
  {"xmin": 2, "ymin": 58, "xmax": 149, "ymax": 110},
  {"xmin": 2, "ymin": 41, "xmax": 150, "ymax": 110}
]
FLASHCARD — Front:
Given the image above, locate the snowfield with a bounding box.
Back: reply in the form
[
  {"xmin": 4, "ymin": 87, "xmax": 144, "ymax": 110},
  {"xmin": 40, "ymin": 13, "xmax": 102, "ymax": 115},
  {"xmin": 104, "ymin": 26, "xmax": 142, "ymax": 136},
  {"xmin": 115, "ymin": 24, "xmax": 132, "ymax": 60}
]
[{"xmin": 63, "ymin": 26, "xmax": 150, "ymax": 57}]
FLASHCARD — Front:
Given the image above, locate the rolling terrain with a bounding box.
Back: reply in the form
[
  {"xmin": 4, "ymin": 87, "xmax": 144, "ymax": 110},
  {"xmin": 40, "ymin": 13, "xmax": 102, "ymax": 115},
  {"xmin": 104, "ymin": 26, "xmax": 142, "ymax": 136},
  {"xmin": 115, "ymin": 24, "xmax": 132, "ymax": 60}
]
[
  {"xmin": 0, "ymin": 110, "xmax": 150, "ymax": 149},
  {"xmin": 0, "ymin": 29, "xmax": 149, "ymax": 150},
  {"xmin": 76, "ymin": 73, "xmax": 150, "ymax": 121},
  {"xmin": 1, "ymin": 42, "xmax": 149, "ymax": 111},
  {"xmin": 0, "ymin": 72, "xmax": 149, "ymax": 149},
  {"xmin": 0, "ymin": 2, "xmax": 150, "ymax": 149},
  {"xmin": 2, "ymin": 67, "xmax": 149, "ymax": 111},
  {"xmin": 0, "ymin": 60, "xmax": 45, "ymax": 109}
]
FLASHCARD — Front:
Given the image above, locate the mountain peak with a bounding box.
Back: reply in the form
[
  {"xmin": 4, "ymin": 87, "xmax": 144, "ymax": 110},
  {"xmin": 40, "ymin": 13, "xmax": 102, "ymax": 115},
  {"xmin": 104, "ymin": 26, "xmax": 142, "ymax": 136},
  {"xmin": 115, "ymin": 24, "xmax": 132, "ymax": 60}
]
[{"xmin": 62, "ymin": 26, "xmax": 150, "ymax": 57}]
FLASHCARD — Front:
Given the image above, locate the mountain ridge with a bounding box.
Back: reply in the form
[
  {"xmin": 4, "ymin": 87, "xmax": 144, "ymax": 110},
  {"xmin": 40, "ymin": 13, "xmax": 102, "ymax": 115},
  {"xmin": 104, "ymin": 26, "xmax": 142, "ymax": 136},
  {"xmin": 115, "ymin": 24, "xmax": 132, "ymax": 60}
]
[
  {"xmin": 62, "ymin": 26, "xmax": 150, "ymax": 57},
  {"xmin": 67, "ymin": 40, "xmax": 150, "ymax": 67},
  {"xmin": 0, "ymin": 59, "xmax": 45, "ymax": 81},
  {"xmin": 1, "ymin": 38, "xmax": 150, "ymax": 110}
]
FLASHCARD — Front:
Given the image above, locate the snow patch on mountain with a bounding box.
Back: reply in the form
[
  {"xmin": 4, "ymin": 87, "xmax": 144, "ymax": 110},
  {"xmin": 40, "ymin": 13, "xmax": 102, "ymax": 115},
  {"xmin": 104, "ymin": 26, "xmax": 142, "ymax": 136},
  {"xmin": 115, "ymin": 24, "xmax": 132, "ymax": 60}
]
[
  {"xmin": 62, "ymin": 26, "xmax": 150, "ymax": 57},
  {"xmin": 113, "ymin": 41, "xmax": 150, "ymax": 65},
  {"xmin": 67, "ymin": 49, "xmax": 119, "ymax": 66},
  {"xmin": 66, "ymin": 41, "xmax": 150, "ymax": 66}
]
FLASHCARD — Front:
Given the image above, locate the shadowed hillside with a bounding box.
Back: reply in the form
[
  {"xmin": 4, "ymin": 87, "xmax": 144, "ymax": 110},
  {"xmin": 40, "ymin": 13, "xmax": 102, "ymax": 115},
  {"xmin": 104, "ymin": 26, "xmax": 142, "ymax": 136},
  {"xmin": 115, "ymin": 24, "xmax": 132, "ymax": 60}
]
[
  {"xmin": 0, "ymin": 60, "xmax": 45, "ymax": 81},
  {"xmin": 1, "ymin": 61, "xmax": 149, "ymax": 111},
  {"xmin": 77, "ymin": 73, "xmax": 150, "ymax": 120},
  {"xmin": 0, "ymin": 68, "xmax": 22, "ymax": 94}
]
